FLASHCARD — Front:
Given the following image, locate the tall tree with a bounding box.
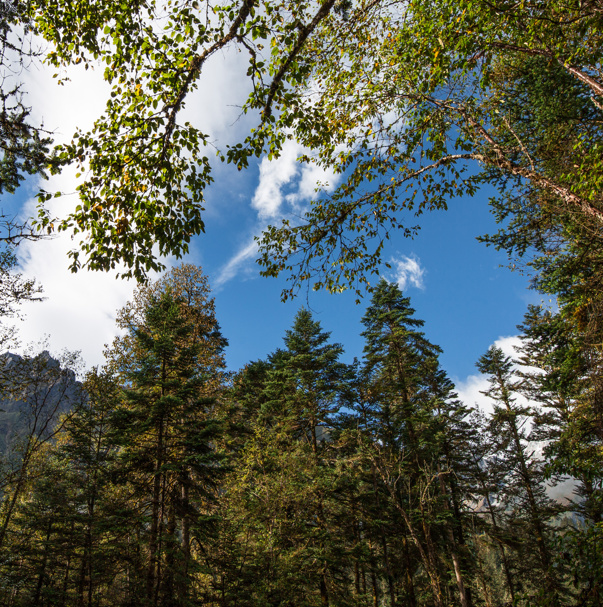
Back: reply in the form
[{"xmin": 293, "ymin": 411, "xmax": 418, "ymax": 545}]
[
  {"xmin": 477, "ymin": 346, "xmax": 562, "ymax": 602},
  {"xmin": 108, "ymin": 288, "xmax": 226, "ymax": 607},
  {"xmin": 515, "ymin": 306, "xmax": 603, "ymax": 605},
  {"xmin": 357, "ymin": 279, "xmax": 472, "ymax": 607}
]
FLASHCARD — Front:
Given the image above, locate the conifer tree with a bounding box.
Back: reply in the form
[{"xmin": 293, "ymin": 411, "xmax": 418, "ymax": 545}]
[
  {"xmin": 266, "ymin": 308, "xmax": 351, "ymax": 455},
  {"xmin": 358, "ymin": 279, "xmax": 471, "ymax": 607},
  {"xmin": 60, "ymin": 369, "xmax": 129, "ymax": 607},
  {"xmin": 516, "ymin": 306, "xmax": 603, "ymax": 604},
  {"xmin": 211, "ymin": 309, "xmax": 353, "ymax": 607},
  {"xmin": 108, "ymin": 289, "xmax": 226, "ymax": 607},
  {"xmin": 516, "ymin": 306, "xmax": 602, "ymax": 524},
  {"xmin": 463, "ymin": 409, "xmax": 519, "ymax": 605},
  {"xmin": 477, "ymin": 346, "xmax": 561, "ymax": 602},
  {"xmin": 97, "ymin": 264, "xmax": 228, "ymax": 607}
]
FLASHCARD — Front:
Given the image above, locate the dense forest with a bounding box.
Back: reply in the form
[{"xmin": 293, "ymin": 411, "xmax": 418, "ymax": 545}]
[
  {"xmin": 0, "ymin": 262, "xmax": 599, "ymax": 607},
  {"xmin": 1, "ymin": 0, "xmax": 603, "ymax": 605}
]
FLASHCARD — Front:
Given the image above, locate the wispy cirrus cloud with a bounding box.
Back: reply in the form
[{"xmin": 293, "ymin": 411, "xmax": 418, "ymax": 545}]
[
  {"xmin": 390, "ymin": 254, "xmax": 426, "ymax": 291},
  {"xmin": 212, "ymin": 239, "xmax": 258, "ymax": 289}
]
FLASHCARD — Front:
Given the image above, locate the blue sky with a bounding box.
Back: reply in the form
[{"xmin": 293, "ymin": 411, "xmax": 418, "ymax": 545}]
[
  {"xmin": 3, "ymin": 45, "xmax": 544, "ymax": 409},
  {"xmin": 199, "ymin": 160, "xmax": 539, "ymax": 382}
]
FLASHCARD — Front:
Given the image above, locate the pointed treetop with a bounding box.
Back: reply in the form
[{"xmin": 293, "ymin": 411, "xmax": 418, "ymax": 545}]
[{"xmin": 361, "ymin": 278, "xmax": 441, "ymax": 366}]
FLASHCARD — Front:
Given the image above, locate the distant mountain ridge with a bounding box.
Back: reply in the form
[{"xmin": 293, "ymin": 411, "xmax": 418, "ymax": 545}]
[{"xmin": 0, "ymin": 351, "xmax": 82, "ymax": 456}]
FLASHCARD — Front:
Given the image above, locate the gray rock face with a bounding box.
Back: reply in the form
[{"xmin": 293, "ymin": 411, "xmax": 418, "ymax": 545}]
[{"xmin": 0, "ymin": 351, "xmax": 83, "ymax": 455}]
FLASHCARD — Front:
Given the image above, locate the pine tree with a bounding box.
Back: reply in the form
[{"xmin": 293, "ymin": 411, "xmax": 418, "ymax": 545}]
[
  {"xmin": 516, "ymin": 306, "xmax": 603, "ymax": 605},
  {"xmin": 266, "ymin": 309, "xmax": 350, "ymax": 456},
  {"xmin": 60, "ymin": 368, "xmax": 129, "ymax": 607},
  {"xmin": 102, "ymin": 264, "xmax": 227, "ymax": 607},
  {"xmin": 209, "ymin": 309, "xmax": 354, "ymax": 607},
  {"xmin": 109, "ymin": 289, "xmax": 225, "ymax": 607}
]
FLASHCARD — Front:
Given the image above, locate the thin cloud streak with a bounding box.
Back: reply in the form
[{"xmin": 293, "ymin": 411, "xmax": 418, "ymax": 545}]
[{"xmin": 212, "ymin": 239, "xmax": 258, "ymax": 289}]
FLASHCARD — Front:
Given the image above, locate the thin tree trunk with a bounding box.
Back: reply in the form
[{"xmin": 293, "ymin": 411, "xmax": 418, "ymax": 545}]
[
  {"xmin": 163, "ymin": 506, "xmax": 177, "ymax": 607},
  {"xmin": 372, "ymin": 466, "xmax": 396, "ymax": 606},
  {"xmin": 498, "ymin": 371, "xmax": 552, "ymax": 576},
  {"xmin": 61, "ymin": 550, "xmax": 72, "ymax": 607},
  {"xmin": 437, "ymin": 466, "xmax": 470, "ymax": 607},
  {"xmin": 0, "ymin": 460, "xmax": 29, "ymax": 551},
  {"xmin": 154, "ymin": 471, "xmax": 168, "ymax": 607},
  {"xmin": 371, "ymin": 570, "xmax": 379, "ymax": 607},
  {"xmin": 475, "ymin": 467, "xmax": 515, "ymax": 603},
  {"xmin": 179, "ymin": 476, "xmax": 190, "ymax": 605},
  {"xmin": 472, "ymin": 519, "xmax": 493, "ymax": 607},
  {"xmin": 76, "ymin": 543, "xmax": 88, "ymax": 607},
  {"xmin": 368, "ymin": 538, "xmax": 379, "ymax": 607},
  {"xmin": 440, "ymin": 433, "xmax": 474, "ymax": 607},
  {"xmin": 33, "ymin": 520, "xmax": 53, "ymax": 606},
  {"xmin": 320, "ymin": 574, "xmax": 329, "ymax": 607},
  {"xmin": 354, "ymin": 511, "xmax": 361, "ymax": 596},
  {"xmin": 393, "ymin": 498, "xmax": 443, "ymax": 607},
  {"xmin": 402, "ymin": 537, "xmax": 417, "ymax": 607},
  {"xmin": 147, "ymin": 413, "xmax": 165, "ymax": 607}
]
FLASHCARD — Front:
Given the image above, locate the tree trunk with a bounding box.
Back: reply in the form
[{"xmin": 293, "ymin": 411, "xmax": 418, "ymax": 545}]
[
  {"xmin": 437, "ymin": 466, "xmax": 470, "ymax": 607},
  {"xmin": 179, "ymin": 476, "xmax": 190, "ymax": 605},
  {"xmin": 393, "ymin": 498, "xmax": 443, "ymax": 607},
  {"xmin": 147, "ymin": 413, "xmax": 164, "ymax": 607},
  {"xmin": 402, "ymin": 537, "xmax": 417, "ymax": 607},
  {"xmin": 33, "ymin": 520, "xmax": 53, "ymax": 606},
  {"xmin": 372, "ymin": 466, "xmax": 396, "ymax": 606},
  {"xmin": 320, "ymin": 574, "xmax": 329, "ymax": 607},
  {"xmin": 476, "ymin": 468, "xmax": 515, "ymax": 603}
]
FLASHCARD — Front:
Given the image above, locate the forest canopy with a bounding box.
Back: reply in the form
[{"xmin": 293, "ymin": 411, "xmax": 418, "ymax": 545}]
[{"xmin": 0, "ymin": 263, "xmax": 600, "ymax": 607}]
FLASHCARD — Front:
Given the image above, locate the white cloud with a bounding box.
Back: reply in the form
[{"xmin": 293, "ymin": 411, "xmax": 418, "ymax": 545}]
[
  {"xmin": 287, "ymin": 158, "xmax": 339, "ymax": 208},
  {"xmin": 212, "ymin": 238, "xmax": 258, "ymax": 289},
  {"xmin": 390, "ymin": 254, "xmax": 425, "ymax": 291},
  {"xmin": 455, "ymin": 373, "xmax": 491, "ymax": 412},
  {"xmin": 494, "ymin": 334, "xmax": 522, "ymax": 358},
  {"xmin": 13, "ymin": 167, "xmax": 169, "ymax": 367},
  {"xmin": 215, "ymin": 141, "xmax": 341, "ymax": 287},
  {"xmin": 455, "ymin": 335, "xmax": 527, "ymax": 414},
  {"xmin": 178, "ymin": 45, "xmax": 257, "ymax": 146},
  {"xmin": 2, "ymin": 22, "xmax": 267, "ymax": 367},
  {"xmin": 252, "ymin": 140, "xmax": 340, "ymax": 221},
  {"xmin": 251, "ymin": 141, "xmax": 303, "ymax": 220},
  {"xmin": 6, "ymin": 51, "xmax": 172, "ymax": 368}
]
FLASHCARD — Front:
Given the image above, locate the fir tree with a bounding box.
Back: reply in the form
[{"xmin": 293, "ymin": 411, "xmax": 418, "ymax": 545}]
[
  {"xmin": 358, "ymin": 279, "xmax": 470, "ymax": 607},
  {"xmin": 108, "ymin": 289, "xmax": 225, "ymax": 607},
  {"xmin": 477, "ymin": 346, "xmax": 561, "ymax": 602}
]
